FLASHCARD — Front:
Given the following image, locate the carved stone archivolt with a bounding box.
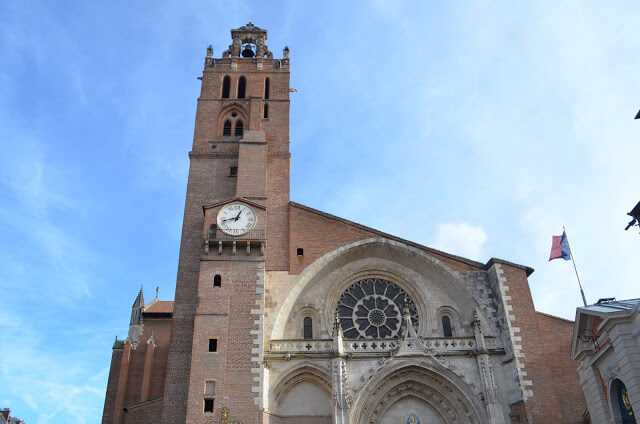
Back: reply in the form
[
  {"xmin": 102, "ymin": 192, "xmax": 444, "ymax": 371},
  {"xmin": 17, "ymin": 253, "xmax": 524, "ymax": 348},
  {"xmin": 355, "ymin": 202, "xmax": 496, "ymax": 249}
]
[{"xmin": 350, "ymin": 361, "xmax": 489, "ymax": 424}]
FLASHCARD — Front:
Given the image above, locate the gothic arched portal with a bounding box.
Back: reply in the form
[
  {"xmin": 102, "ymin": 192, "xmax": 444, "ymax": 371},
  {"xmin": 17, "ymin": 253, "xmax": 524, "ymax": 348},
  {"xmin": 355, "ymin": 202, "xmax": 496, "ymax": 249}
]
[{"xmin": 350, "ymin": 361, "xmax": 489, "ymax": 424}]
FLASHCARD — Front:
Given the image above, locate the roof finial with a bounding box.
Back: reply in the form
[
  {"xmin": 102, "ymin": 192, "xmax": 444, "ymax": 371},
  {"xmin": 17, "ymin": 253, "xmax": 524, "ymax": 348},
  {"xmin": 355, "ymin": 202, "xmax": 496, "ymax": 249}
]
[{"xmin": 155, "ymin": 286, "xmax": 159, "ymax": 299}]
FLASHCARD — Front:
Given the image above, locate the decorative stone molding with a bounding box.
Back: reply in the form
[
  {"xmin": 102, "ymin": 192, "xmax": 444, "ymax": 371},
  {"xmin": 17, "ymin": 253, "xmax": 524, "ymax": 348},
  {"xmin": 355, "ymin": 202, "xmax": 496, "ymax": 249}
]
[
  {"xmin": 603, "ymin": 364, "xmax": 621, "ymax": 384},
  {"xmin": 349, "ymin": 360, "xmax": 490, "ymax": 424},
  {"xmin": 271, "ymin": 238, "xmax": 484, "ymax": 341}
]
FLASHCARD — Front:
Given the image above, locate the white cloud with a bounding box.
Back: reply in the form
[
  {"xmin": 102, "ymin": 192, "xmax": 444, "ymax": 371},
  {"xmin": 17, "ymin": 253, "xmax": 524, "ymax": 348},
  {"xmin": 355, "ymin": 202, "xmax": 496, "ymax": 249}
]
[{"xmin": 431, "ymin": 222, "xmax": 487, "ymax": 261}]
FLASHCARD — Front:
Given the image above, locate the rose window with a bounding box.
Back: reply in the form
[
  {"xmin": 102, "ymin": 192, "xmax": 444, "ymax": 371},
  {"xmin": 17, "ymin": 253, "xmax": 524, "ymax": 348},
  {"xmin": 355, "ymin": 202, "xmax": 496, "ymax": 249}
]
[{"xmin": 336, "ymin": 278, "xmax": 418, "ymax": 339}]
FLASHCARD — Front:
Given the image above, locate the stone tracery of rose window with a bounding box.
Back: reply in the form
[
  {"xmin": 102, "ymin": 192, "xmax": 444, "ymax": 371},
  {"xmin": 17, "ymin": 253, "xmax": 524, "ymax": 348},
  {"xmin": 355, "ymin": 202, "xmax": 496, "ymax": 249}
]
[{"xmin": 336, "ymin": 278, "xmax": 418, "ymax": 339}]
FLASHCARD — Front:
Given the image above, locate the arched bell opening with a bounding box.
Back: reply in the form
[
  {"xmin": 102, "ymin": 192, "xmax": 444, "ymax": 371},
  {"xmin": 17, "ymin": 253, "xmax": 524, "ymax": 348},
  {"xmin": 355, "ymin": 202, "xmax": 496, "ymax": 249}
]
[
  {"xmin": 241, "ymin": 42, "xmax": 256, "ymax": 58},
  {"xmin": 237, "ymin": 76, "xmax": 247, "ymax": 99},
  {"xmin": 221, "ymin": 75, "xmax": 231, "ymax": 99}
]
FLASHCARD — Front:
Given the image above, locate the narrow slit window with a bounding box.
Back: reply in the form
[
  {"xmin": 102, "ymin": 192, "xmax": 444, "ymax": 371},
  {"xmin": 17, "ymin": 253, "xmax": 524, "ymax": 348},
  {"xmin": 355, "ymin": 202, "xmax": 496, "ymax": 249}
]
[
  {"xmin": 209, "ymin": 224, "xmax": 217, "ymax": 239},
  {"xmin": 263, "ymin": 103, "xmax": 269, "ymax": 119},
  {"xmin": 223, "ymin": 120, "xmax": 232, "ymax": 136},
  {"xmin": 297, "ymin": 248, "xmax": 303, "ymax": 256},
  {"xmin": 213, "ymin": 274, "xmax": 221, "ymax": 287},
  {"xmin": 264, "ymin": 78, "xmax": 270, "ymax": 99},
  {"xmin": 303, "ymin": 317, "xmax": 313, "ymax": 339},
  {"xmin": 234, "ymin": 120, "xmax": 243, "ymax": 136},
  {"xmin": 442, "ymin": 316, "xmax": 452, "ymax": 338},
  {"xmin": 208, "ymin": 338, "xmax": 218, "ymax": 352},
  {"xmin": 204, "ymin": 398, "xmax": 214, "ymax": 413},
  {"xmin": 237, "ymin": 76, "xmax": 246, "ymax": 98},
  {"xmin": 229, "ymin": 166, "xmax": 238, "ymax": 177},
  {"xmin": 221, "ymin": 76, "xmax": 230, "ymax": 98}
]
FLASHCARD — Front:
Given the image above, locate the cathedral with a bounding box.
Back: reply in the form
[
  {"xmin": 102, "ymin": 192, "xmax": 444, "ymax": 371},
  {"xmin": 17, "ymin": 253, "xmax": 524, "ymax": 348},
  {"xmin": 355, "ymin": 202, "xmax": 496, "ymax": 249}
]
[{"xmin": 102, "ymin": 24, "xmax": 587, "ymax": 424}]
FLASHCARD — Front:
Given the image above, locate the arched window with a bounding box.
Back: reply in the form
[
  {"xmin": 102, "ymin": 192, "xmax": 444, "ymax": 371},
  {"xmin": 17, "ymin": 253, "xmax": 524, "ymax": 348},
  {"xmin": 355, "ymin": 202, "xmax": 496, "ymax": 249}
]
[
  {"xmin": 213, "ymin": 274, "xmax": 221, "ymax": 287},
  {"xmin": 221, "ymin": 76, "xmax": 230, "ymax": 98},
  {"xmin": 612, "ymin": 379, "xmax": 635, "ymax": 423},
  {"xmin": 234, "ymin": 120, "xmax": 243, "ymax": 136},
  {"xmin": 263, "ymin": 103, "xmax": 269, "ymax": 119},
  {"xmin": 303, "ymin": 317, "xmax": 313, "ymax": 339},
  {"xmin": 223, "ymin": 120, "xmax": 232, "ymax": 136},
  {"xmin": 237, "ymin": 76, "xmax": 246, "ymax": 99},
  {"xmin": 442, "ymin": 315, "xmax": 453, "ymax": 338},
  {"xmin": 264, "ymin": 78, "xmax": 270, "ymax": 99}
]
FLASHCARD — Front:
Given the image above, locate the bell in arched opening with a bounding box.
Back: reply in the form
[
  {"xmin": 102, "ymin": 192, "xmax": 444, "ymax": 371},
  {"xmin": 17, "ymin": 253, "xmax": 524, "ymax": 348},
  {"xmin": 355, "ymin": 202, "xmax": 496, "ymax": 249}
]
[{"xmin": 241, "ymin": 43, "xmax": 255, "ymax": 58}]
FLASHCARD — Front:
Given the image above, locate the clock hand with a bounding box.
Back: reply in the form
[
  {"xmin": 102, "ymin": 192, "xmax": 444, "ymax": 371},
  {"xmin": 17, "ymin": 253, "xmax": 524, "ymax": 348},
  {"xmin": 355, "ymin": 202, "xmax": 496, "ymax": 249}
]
[{"xmin": 234, "ymin": 210, "xmax": 242, "ymax": 221}]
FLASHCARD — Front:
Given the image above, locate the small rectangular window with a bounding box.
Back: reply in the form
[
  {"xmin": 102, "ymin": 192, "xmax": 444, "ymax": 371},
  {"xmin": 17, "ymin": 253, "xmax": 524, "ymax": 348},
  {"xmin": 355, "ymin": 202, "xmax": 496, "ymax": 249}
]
[
  {"xmin": 208, "ymin": 338, "xmax": 218, "ymax": 352},
  {"xmin": 229, "ymin": 166, "xmax": 238, "ymax": 177},
  {"xmin": 205, "ymin": 380, "xmax": 216, "ymax": 395},
  {"xmin": 204, "ymin": 398, "xmax": 214, "ymax": 413},
  {"xmin": 297, "ymin": 248, "xmax": 304, "ymax": 256}
]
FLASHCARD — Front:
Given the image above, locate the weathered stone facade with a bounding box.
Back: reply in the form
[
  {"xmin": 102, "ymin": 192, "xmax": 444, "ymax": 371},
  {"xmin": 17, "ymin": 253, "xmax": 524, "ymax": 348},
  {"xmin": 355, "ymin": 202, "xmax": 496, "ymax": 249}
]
[
  {"xmin": 101, "ymin": 23, "xmax": 587, "ymax": 424},
  {"xmin": 572, "ymin": 299, "xmax": 640, "ymax": 423}
]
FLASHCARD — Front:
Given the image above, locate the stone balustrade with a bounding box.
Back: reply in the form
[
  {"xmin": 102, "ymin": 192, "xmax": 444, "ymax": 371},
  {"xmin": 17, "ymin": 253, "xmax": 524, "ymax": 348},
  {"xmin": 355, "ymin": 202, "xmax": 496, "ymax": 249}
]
[
  {"xmin": 266, "ymin": 336, "xmax": 499, "ymax": 357},
  {"xmin": 267, "ymin": 339, "xmax": 333, "ymax": 353}
]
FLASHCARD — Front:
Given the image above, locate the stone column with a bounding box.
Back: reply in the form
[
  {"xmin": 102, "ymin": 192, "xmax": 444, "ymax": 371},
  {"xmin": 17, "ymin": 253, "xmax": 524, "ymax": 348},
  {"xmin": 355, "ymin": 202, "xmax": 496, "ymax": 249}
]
[
  {"xmin": 577, "ymin": 360, "xmax": 613, "ymax": 424},
  {"xmin": 332, "ymin": 315, "xmax": 350, "ymax": 424},
  {"xmin": 473, "ymin": 310, "xmax": 506, "ymax": 424}
]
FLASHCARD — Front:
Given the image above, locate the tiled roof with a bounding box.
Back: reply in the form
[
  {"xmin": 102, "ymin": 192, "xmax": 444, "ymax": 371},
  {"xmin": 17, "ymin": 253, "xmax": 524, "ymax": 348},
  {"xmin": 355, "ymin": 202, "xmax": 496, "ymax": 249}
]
[{"xmin": 144, "ymin": 301, "xmax": 174, "ymax": 314}]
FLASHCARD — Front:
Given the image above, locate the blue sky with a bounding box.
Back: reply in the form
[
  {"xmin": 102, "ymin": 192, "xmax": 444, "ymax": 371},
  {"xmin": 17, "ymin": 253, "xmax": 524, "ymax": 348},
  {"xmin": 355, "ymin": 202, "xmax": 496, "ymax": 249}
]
[{"xmin": 1, "ymin": 1, "xmax": 639, "ymax": 423}]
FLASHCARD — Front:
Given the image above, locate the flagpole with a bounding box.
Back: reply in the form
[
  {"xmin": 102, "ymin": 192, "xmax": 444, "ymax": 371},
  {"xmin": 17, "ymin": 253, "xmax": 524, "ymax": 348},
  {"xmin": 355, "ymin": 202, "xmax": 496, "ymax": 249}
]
[{"xmin": 564, "ymin": 226, "xmax": 588, "ymax": 307}]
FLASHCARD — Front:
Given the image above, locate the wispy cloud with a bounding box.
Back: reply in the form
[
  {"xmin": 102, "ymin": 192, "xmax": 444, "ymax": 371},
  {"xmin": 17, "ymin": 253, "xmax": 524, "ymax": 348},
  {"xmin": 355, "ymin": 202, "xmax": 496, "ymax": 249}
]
[
  {"xmin": 0, "ymin": 311, "xmax": 108, "ymax": 424},
  {"xmin": 431, "ymin": 223, "xmax": 488, "ymax": 261},
  {"xmin": 1, "ymin": 2, "xmax": 640, "ymax": 423}
]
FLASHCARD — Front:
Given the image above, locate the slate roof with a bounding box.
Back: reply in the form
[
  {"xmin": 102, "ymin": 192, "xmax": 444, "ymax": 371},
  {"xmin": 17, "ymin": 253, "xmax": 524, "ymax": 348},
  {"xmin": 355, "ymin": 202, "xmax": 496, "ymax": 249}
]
[{"xmin": 579, "ymin": 298, "xmax": 640, "ymax": 315}]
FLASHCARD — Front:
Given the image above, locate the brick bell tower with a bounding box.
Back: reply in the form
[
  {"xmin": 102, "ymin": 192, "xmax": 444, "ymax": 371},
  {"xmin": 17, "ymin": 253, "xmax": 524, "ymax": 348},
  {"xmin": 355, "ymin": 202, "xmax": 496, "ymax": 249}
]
[{"xmin": 160, "ymin": 23, "xmax": 290, "ymax": 424}]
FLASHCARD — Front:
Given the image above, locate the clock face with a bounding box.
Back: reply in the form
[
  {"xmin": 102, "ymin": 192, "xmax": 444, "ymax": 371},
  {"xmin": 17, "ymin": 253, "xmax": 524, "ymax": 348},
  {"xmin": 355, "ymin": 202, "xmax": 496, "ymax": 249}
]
[{"xmin": 216, "ymin": 203, "xmax": 256, "ymax": 236}]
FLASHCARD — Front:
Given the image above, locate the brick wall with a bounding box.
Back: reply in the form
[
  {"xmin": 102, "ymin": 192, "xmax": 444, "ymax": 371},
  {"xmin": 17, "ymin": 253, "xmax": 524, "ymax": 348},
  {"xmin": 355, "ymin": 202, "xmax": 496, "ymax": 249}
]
[
  {"xmin": 101, "ymin": 314, "xmax": 172, "ymax": 424},
  {"xmin": 162, "ymin": 51, "xmax": 290, "ymax": 424},
  {"xmin": 536, "ymin": 312, "xmax": 586, "ymax": 423},
  {"xmin": 491, "ymin": 262, "xmax": 586, "ymax": 423},
  {"xmin": 288, "ymin": 202, "xmax": 485, "ymax": 276},
  {"xmin": 184, "ymin": 260, "xmax": 265, "ymax": 424},
  {"xmin": 122, "ymin": 398, "xmax": 163, "ymax": 424},
  {"xmin": 102, "ymin": 345, "xmax": 123, "ymax": 424}
]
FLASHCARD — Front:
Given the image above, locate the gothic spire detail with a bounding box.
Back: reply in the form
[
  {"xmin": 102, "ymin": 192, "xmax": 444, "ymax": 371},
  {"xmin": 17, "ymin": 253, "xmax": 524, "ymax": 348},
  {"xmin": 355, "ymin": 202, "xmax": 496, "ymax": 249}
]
[{"xmin": 132, "ymin": 285, "xmax": 145, "ymax": 309}]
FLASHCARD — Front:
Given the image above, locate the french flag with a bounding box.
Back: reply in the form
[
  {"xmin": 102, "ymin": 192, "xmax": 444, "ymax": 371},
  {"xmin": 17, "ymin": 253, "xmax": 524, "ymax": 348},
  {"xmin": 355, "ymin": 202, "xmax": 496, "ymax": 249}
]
[{"xmin": 549, "ymin": 231, "xmax": 572, "ymax": 261}]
